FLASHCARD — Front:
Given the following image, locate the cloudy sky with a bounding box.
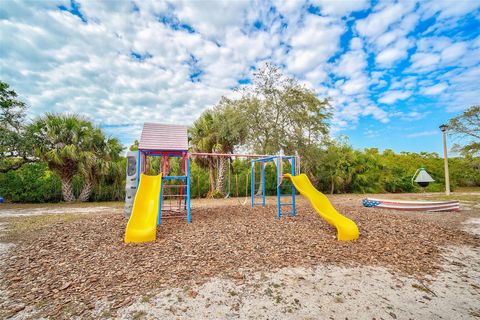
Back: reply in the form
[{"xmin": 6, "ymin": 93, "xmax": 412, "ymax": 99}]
[{"xmin": 1, "ymin": 0, "xmax": 479, "ymax": 153}]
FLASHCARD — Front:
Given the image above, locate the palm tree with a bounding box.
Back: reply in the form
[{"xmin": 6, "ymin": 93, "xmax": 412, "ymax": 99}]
[
  {"xmin": 77, "ymin": 133, "xmax": 123, "ymax": 202},
  {"xmin": 211, "ymin": 98, "xmax": 247, "ymax": 194},
  {"xmin": 28, "ymin": 114, "xmax": 92, "ymax": 201},
  {"xmin": 190, "ymin": 100, "xmax": 248, "ymax": 197},
  {"xmin": 189, "ymin": 110, "xmax": 217, "ymax": 195},
  {"xmin": 29, "ymin": 114, "xmax": 123, "ymax": 202}
]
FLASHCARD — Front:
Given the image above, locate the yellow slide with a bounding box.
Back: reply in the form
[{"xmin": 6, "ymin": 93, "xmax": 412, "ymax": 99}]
[
  {"xmin": 284, "ymin": 173, "xmax": 359, "ymax": 241},
  {"xmin": 124, "ymin": 173, "xmax": 162, "ymax": 243}
]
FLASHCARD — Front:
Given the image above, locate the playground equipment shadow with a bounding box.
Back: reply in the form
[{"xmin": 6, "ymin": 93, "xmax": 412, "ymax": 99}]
[{"xmin": 0, "ymin": 195, "xmax": 479, "ymax": 318}]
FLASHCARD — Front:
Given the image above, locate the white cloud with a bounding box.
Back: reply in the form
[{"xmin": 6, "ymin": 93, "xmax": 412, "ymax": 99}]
[
  {"xmin": 173, "ymin": 0, "xmax": 253, "ymax": 38},
  {"xmin": 355, "ymin": 2, "xmax": 415, "ymax": 39},
  {"xmin": 362, "ymin": 105, "xmax": 389, "ymax": 123},
  {"xmin": 357, "ymin": 5, "xmax": 418, "ymax": 68},
  {"xmin": 441, "ymin": 42, "xmax": 468, "ymax": 63},
  {"xmin": 286, "ymin": 15, "xmax": 344, "ymax": 74},
  {"xmin": 409, "ymin": 52, "xmax": 441, "ymax": 72},
  {"xmin": 420, "ymin": 82, "xmax": 448, "ymax": 95},
  {"xmin": 391, "ymin": 111, "xmax": 429, "ymax": 121},
  {"xmin": 437, "ymin": 66, "xmax": 480, "ymax": 112},
  {"xmin": 311, "ymin": 0, "xmax": 370, "ymax": 17},
  {"xmin": 406, "ymin": 130, "xmax": 438, "ymax": 138},
  {"xmin": 421, "ymin": 0, "xmax": 480, "ymax": 19},
  {"xmin": 334, "ymin": 39, "xmax": 366, "ymax": 78},
  {"xmin": 376, "ymin": 38, "xmax": 412, "ymax": 66},
  {"xmin": 340, "ymin": 76, "xmax": 369, "ymax": 95},
  {"xmin": 364, "ymin": 128, "xmax": 380, "ymax": 138},
  {"xmin": 378, "ymin": 90, "xmax": 412, "ymax": 104}
]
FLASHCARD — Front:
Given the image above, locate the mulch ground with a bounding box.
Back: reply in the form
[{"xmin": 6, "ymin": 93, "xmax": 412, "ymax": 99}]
[{"xmin": 1, "ymin": 204, "xmax": 479, "ymax": 318}]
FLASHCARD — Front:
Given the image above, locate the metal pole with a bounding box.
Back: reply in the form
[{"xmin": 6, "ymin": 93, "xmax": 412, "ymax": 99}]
[
  {"xmin": 191, "ymin": 152, "xmax": 274, "ymax": 158},
  {"xmin": 291, "ymin": 157, "xmax": 296, "ymax": 217},
  {"xmin": 276, "ymin": 157, "xmax": 281, "ymax": 219},
  {"xmin": 261, "ymin": 162, "xmax": 266, "ymax": 207},
  {"xmin": 158, "ymin": 177, "xmax": 164, "ymax": 225},
  {"xmin": 251, "ymin": 162, "xmax": 254, "ymax": 208},
  {"xmin": 136, "ymin": 150, "xmax": 141, "ymax": 187},
  {"xmin": 187, "ymin": 157, "xmax": 191, "ymax": 223},
  {"xmin": 441, "ymin": 129, "xmax": 451, "ymax": 195}
]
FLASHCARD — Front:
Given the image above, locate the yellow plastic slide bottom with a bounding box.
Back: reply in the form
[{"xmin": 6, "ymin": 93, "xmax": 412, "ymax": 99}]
[
  {"xmin": 285, "ymin": 173, "xmax": 359, "ymax": 241},
  {"xmin": 124, "ymin": 173, "xmax": 162, "ymax": 243}
]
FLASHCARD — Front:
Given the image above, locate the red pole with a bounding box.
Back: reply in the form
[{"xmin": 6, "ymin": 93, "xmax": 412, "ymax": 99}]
[{"xmin": 190, "ymin": 152, "xmax": 288, "ymax": 158}]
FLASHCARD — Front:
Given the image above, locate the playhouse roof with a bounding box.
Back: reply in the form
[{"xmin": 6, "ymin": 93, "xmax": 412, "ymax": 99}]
[{"xmin": 138, "ymin": 122, "xmax": 189, "ymax": 151}]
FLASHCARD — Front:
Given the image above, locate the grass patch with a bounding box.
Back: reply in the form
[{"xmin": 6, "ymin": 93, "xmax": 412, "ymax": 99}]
[
  {"xmin": 429, "ymin": 194, "xmax": 480, "ymax": 203},
  {"xmin": 0, "ymin": 201, "xmax": 123, "ymax": 210},
  {"xmin": 411, "ymin": 283, "xmax": 432, "ymax": 294},
  {"xmin": 264, "ymin": 288, "xmax": 273, "ymax": 297},
  {"xmin": 455, "ymin": 187, "xmax": 480, "ymax": 193},
  {"xmin": 0, "ymin": 214, "xmax": 88, "ymax": 241},
  {"xmin": 140, "ymin": 293, "xmax": 155, "ymax": 303},
  {"xmin": 228, "ymin": 289, "xmax": 238, "ymax": 297},
  {"xmin": 131, "ymin": 310, "xmax": 147, "ymax": 320}
]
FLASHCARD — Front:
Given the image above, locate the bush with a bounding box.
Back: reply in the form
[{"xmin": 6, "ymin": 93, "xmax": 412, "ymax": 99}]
[{"xmin": 0, "ymin": 163, "xmax": 62, "ymax": 202}]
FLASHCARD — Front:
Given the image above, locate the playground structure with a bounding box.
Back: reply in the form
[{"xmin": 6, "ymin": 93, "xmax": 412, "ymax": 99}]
[{"xmin": 124, "ymin": 123, "xmax": 360, "ymax": 243}]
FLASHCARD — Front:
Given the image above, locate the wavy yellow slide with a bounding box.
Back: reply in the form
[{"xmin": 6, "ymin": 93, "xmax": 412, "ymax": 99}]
[
  {"xmin": 124, "ymin": 173, "xmax": 162, "ymax": 243},
  {"xmin": 285, "ymin": 173, "xmax": 359, "ymax": 241}
]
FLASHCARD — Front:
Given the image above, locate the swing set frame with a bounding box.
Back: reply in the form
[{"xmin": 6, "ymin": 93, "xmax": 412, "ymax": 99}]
[{"xmin": 250, "ymin": 156, "xmax": 297, "ymax": 219}]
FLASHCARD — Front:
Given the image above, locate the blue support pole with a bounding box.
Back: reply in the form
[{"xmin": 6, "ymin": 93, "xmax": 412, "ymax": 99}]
[
  {"xmin": 276, "ymin": 156, "xmax": 281, "ymax": 219},
  {"xmin": 250, "ymin": 161, "xmax": 255, "ymax": 208},
  {"xmin": 261, "ymin": 162, "xmax": 266, "ymax": 207},
  {"xmin": 291, "ymin": 157, "xmax": 296, "ymax": 217},
  {"xmin": 186, "ymin": 157, "xmax": 191, "ymax": 224},
  {"xmin": 158, "ymin": 178, "xmax": 164, "ymax": 225},
  {"xmin": 136, "ymin": 150, "xmax": 141, "ymax": 187},
  {"xmin": 184, "ymin": 184, "xmax": 187, "ymax": 210}
]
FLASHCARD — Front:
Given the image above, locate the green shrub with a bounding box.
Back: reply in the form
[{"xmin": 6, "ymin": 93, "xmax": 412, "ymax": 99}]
[{"xmin": 0, "ymin": 162, "xmax": 62, "ymax": 202}]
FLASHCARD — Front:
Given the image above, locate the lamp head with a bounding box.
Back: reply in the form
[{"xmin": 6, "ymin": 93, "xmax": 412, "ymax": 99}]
[{"xmin": 439, "ymin": 124, "xmax": 449, "ymax": 132}]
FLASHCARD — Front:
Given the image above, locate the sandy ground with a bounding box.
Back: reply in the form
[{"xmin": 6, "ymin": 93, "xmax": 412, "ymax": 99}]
[
  {"xmin": 113, "ymin": 245, "xmax": 480, "ymax": 320},
  {"xmin": 0, "ymin": 192, "xmax": 479, "ymax": 319},
  {"xmin": 112, "ymin": 210, "xmax": 479, "ymax": 319},
  {"xmin": 0, "ymin": 206, "xmax": 113, "ymax": 217},
  {"xmin": 0, "ymin": 235, "xmax": 16, "ymax": 319},
  {"xmin": 115, "ymin": 204, "xmax": 480, "ymax": 319}
]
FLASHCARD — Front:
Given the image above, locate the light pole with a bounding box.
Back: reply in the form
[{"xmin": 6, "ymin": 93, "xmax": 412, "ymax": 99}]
[{"xmin": 439, "ymin": 124, "xmax": 450, "ymax": 195}]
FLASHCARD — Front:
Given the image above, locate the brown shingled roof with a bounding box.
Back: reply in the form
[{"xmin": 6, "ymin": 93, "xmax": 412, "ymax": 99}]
[{"xmin": 138, "ymin": 123, "xmax": 189, "ymax": 151}]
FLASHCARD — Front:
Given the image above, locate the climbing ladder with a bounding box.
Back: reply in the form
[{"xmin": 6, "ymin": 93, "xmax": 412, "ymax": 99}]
[{"xmin": 158, "ymin": 175, "xmax": 189, "ymax": 223}]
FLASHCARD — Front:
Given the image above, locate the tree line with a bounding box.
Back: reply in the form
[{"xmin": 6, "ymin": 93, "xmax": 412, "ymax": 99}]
[
  {"xmin": 1, "ymin": 66, "xmax": 479, "ymax": 202},
  {"xmin": 188, "ymin": 64, "xmax": 479, "ymax": 197}
]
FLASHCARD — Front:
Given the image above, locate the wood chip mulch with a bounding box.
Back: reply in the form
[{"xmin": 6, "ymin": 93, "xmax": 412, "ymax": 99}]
[{"xmin": 1, "ymin": 204, "xmax": 479, "ymax": 318}]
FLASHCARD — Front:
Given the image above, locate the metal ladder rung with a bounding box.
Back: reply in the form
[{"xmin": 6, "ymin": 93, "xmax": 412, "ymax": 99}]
[{"xmin": 280, "ymin": 203, "xmax": 292, "ymax": 206}]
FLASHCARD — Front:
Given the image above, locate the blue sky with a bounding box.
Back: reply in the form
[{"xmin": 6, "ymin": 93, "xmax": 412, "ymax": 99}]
[{"xmin": 1, "ymin": 0, "xmax": 479, "ymax": 154}]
